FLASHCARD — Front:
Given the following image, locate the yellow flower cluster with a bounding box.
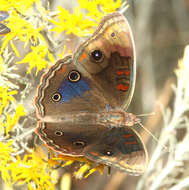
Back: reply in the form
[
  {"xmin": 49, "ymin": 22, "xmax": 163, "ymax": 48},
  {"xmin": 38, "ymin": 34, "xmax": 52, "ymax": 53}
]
[
  {"xmin": 0, "ymin": 144, "xmax": 56, "ymax": 190},
  {"xmin": 79, "ymin": 0, "xmax": 122, "ymax": 20},
  {"xmin": 0, "ymin": 0, "xmax": 39, "ymax": 14},
  {"xmin": 0, "ymin": 85, "xmax": 26, "ymax": 135},
  {"xmin": 0, "ymin": 145, "xmax": 103, "ymax": 189},
  {"xmin": 10, "ymin": 150, "xmax": 55, "ymax": 190},
  {"xmin": 48, "ymin": 151, "xmax": 104, "ymax": 179},
  {"xmin": 1, "ymin": 10, "xmax": 44, "ymax": 56},
  {"xmin": 1, "ymin": 8, "xmax": 53, "ymax": 74},
  {"xmin": 0, "ymin": 85, "xmax": 17, "ymax": 115},
  {"xmin": 0, "ymin": 140, "xmax": 15, "ymax": 183},
  {"xmin": 51, "ymin": 0, "xmax": 122, "ymax": 37},
  {"xmin": 5, "ymin": 104, "xmax": 26, "ymax": 136},
  {"xmin": 50, "ymin": 6, "xmax": 97, "ymax": 37},
  {"xmin": 16, "ymin": 45, "xmax": 54, "ymax": 74}
]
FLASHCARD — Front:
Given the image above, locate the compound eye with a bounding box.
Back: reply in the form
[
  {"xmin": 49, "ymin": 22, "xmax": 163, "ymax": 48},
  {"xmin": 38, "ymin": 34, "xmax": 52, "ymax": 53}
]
[
  {"xmin": 90, "ymin": 49, "xmax": 104, "ymax": 63},
  {"xmin": 52, "ymin": 92, "xmax": 61, "ymax": 102},
  {"xmin": 68, "ymin": 70, "xmax": 81, "ymax": 82}
]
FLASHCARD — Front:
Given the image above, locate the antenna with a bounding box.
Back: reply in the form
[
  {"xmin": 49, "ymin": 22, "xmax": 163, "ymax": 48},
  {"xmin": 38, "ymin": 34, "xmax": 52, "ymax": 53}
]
[
  {"xmin": 136, "ymin": 112, "xmax": 156, "ymax": 117},
  {"xmin": 137, "ymin": 122, "xmax": 170, "ymax": 153}
]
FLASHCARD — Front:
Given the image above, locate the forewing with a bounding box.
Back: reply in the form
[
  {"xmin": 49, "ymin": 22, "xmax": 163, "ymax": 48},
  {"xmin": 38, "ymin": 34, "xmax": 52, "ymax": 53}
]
[
  {"xmin": 34, "ymin": 55, "xmax": 109, "ymax": 120},
  {"xmin": 74, "ymin": 12, "xmax": 136, "ymax": 110}
]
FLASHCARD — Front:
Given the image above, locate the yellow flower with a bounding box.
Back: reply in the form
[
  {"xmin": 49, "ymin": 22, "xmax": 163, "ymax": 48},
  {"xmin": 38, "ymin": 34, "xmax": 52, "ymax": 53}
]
[
  {"xmin": 0, "ymin": 0, "xmax": 39, "ymax": 15},
  {"xmin": 49, "ymin": 153, "xmax": 104, "ymax": 178},
  {"xmin": 79, "ymin": 0, "xmax": 122, "ymax": 21},
  {"xmin": 1, "ymin": 10, "xmax": 46, "ymax": 57},
  {"xmin": 51, "ymin": 0, "xmax": 122, "ymax": 37},
  {"xmin": 16, "ymin": 45, "xmax": 54, "ymax": 74},
  {"xmin": 83, "ymin": 164, "xmax": 104, "ymax": 178},
  {"xmin": 0, "ymin": 140, "xmax": 15, "ymax": 183},
  {"xmin": 5, "ymin": 104, "xmax": 26, "ymax": 136},
  {"xmin": 78, "ymin": 0, "xmax": 104, "ymax": 21},
  {"xmin": 79, "ymin": 0, "xmax": 122, "ymax": 19},
  {"xmin": 98, "ymin": 0, "xmax": 122, "ymax": 13},
  {"xmin": 10, "ymin": 150, "xmax": 55, "ymax": 190},
  {"xmin": 0, "ymin": 85, "xmax": 17, "ymax": 115},
  {"xmin": 50, "ymin": 6, "xmax": 97, "ymax": 37}
]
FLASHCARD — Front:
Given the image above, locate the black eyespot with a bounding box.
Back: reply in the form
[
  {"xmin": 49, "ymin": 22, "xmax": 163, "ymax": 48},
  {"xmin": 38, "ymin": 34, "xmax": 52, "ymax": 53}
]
[
  {"xmin": 68, "ymin": 70, "xmax": 81, "ymax": 82},
  {"xmin": 90, "ymin": 49, "xmax": 104, "ymax": 62},
  {"xmin": 54, "ymin": 131, "xmax": 63, "ymax": 136},
  {"xmin": 104, "ymin": 150, "xmax": 114, "ymax": 156},
  {"xmin": 73, "ymin": 141, "xmax": 86, "ymax": 147},
  {"xmin": 52, "ymin": 93, "xmax": 61, "ymax": 102}
]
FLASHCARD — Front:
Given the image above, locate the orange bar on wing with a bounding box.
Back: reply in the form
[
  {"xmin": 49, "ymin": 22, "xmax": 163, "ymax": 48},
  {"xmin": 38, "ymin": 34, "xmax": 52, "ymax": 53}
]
[
  {"xmin": 125, "ymin": 141, "xmax": 137, "ymax": 145},
  {"xmin": 116, "ymin": 84, "xmax": 129, "ymax": 91},
  {"xmin": 79, "ymin": 53, "xmax": 87, "ymax": 61},
  {"xmin": 90, "ymin": 152, "xmax": 99, "ymax": 156},
  {"xmin": 122, "ymin": 134, "xmax": 133, "ymax": 138},
  {"xmin": 116, "ymin": 70, "xmax": 130, "ymax": 76}
]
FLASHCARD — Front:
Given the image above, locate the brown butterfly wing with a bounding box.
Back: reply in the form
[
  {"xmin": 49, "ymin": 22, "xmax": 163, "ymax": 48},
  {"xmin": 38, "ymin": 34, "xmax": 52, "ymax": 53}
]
[
  {"xmin": 36, "ymin": 121, "xmax": 147, "ymax": 174},
  {"xmin": 34, "ymin": 55, "xmax": 109, "ymax": 120},
  {"xmin": 36, "ymin": 121, "xmax": 110, "ymax": 156},
  {"xmin": 36, "ymin": 122, "xmax": 97, "ymax": 156},
  {"xmin": 84, "ymin": 125, "xmax": 148, "ymax": 174},
  {"xmin": 74, "ymin": 12, "xmax": 136, "ymax": 110}
]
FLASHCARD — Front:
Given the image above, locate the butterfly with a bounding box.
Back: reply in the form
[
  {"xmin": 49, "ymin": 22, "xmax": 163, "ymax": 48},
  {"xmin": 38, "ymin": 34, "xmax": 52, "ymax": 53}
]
[
  {"xmin": 0, "ymin": 11, "xmax": 11, "ymax": 35},
  {"xmin": 34, "ymin": 12, "xmax": 148, "ymax": 175}
]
